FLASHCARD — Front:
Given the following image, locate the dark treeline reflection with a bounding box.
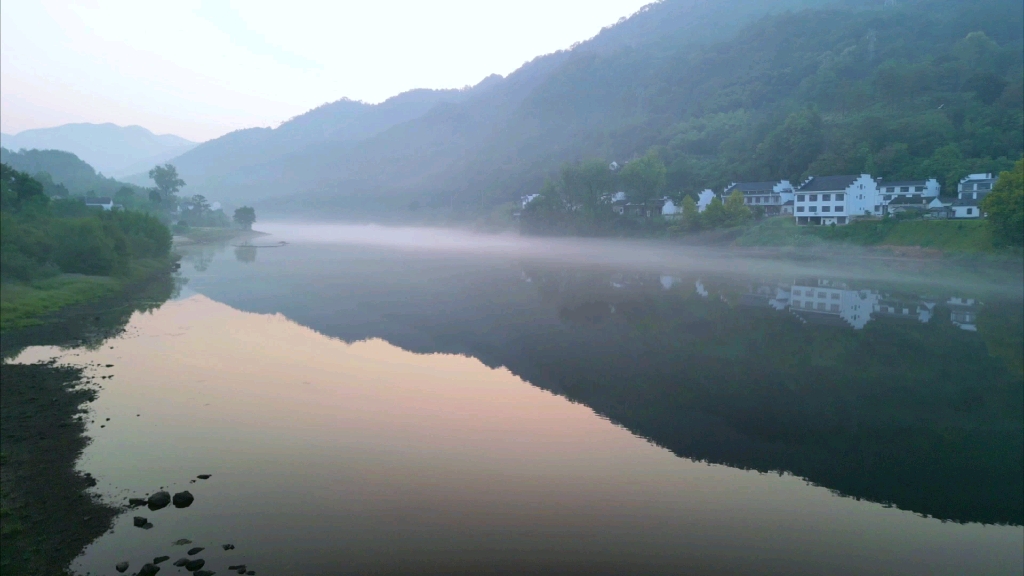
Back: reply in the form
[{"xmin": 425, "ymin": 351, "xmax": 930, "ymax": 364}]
[
  {"xmin": 180, "ymin": 244, "xmax": 1022, "ymax": 526},
  {"xmin": 508, "ymin": 266, "xmax": 1022, "ymax": 526}
]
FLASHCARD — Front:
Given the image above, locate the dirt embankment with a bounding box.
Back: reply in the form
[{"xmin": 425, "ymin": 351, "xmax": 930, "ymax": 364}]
[{"xmin": 0, "ymin": 361, "xmax": 116, "ymax": 576}]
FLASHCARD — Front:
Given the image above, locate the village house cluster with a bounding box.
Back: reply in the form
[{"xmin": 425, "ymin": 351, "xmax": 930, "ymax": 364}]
[{"xmin": 658, "ymin": 172, "xmax": 996, "ymax": 225}]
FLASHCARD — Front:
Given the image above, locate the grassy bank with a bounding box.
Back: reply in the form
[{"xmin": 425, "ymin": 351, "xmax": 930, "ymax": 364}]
[
  {"xmin": 0, "ymin": 258, "xmax": 173, "ymax": 331},
  {"xmin": 735, "ymin": 217, "xmax": 1008, "ymax": 254}
]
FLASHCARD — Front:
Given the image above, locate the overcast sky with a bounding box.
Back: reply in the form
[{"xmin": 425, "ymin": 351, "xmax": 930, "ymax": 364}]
[{"xmin": 0, "ymin": 0, "xmax": 652, "ymax": 142}]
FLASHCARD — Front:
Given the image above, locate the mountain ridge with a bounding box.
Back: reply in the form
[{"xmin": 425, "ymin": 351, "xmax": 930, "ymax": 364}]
[{"xmin": 1, "ymin": 123, "xmax": 197, "ymax": 178}]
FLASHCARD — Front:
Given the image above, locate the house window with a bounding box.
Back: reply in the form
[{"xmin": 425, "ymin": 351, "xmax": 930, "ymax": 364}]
[
  {"xmin": 967, "ymin": 208, "xmax": 973, "ymax": 215},
  {"xmin": 817, "ymin": 292, "xmax": 826, "ymax": 298},
  {"xmin": 836, "ymin": 194, "xmax": 844, "ymax": 201},
  {"xmin": 834, "ymin": 205, "xmax": 844, "ymax": 212},
  {"xmin": 915, "ymin": 186, "xmax": 924, "ymax": 192},
  {"xmin": 831, "ymin": 293, "xmax": 840, "ymax": 300},
  {"xmin": 809, "ymin": 206, "xmax": 817, "ymax": 212},
  {"xmin": 884, "ymin": 195, "xmax": 892, "ymax": 201},
  {"xmin": 830, "ymin": 304, "xmax": 840, "ymax": 312},
  {"xmin": 822, "ymin": 206, "xmax": 831, "ymax": 212},
  {"xmin": 797, "ymin": 206, "xmax": 805, "ymax": 213},
  {"xmin": 979, "ymin": 183, "xmax": 990, "ymax": 190},
  {"xmin": 822, "ymin": 194, "xmax": 831, "ymax": 201},
  {"xmin": 816, "ymin": 302, "xmax": 826, "ymax": 310},
  {"xmin": 900, "ymin": 186, "xmax": 909, "ymax": 193},
  {"xmin": 886, "ymin": 187, "xmax": 894, "ymax": 193},
  {"xmin": 797, "ymin": 195, "xmax": 805, "ymax": 202},
  {"xmin": 810, "ymin": 194, "xmax": 818, "ymax": 201},
  {"xmin": 792, "ymin": 300, "xmax": 801, "ymax": 308}
]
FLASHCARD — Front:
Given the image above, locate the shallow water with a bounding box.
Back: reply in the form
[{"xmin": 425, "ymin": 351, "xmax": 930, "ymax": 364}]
[{"xmin": 11, "ymin": 224, "xmax": 1023, "ymax": 575}]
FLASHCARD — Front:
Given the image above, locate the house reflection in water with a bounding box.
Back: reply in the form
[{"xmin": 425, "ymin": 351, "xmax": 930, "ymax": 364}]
[{"xmin": 741, "ymin": 279, "xmax": 975, "ymax": 331}]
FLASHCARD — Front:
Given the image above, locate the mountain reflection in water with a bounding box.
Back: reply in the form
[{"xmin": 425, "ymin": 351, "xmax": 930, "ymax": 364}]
[{"xmin": 11, "ymin": 228, "xmax": 1021, "ymax": 575}]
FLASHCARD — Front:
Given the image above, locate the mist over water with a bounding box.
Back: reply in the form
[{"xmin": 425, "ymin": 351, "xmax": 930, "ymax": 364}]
[{"xmin": 258, "ymin": 222, "xmax": 1024, "ymax": 296}]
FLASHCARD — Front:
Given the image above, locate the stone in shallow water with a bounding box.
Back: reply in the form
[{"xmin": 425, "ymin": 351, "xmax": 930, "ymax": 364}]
[
  {"xmin": 148, "ymin": 491, "xmax": 171, "ymax": 510},
  {"xmin": 173, "ymin": 538, "xmax": 192, "ymax": 545},
  {"xmin": 222, "ymin": 543, "xmax": 234, "ymax": 550},
  {"xmin": 185, "ymin": 558, "xmax": 205, "ymax": 571},
  {"xmin": 133, "ymin": 516, "xmax": 148, "ymax": 527},
  {"xmin": 172, "ymin": 490, "xmax": 195, "ymax": 508},
  {"xmin": 138, "ymin": 563, "xmax": 161, "ymax": 576},
  {"xmin": 153, "ymin": 555, "xmax": 170, "ymax": 564},
  {"xmin": 187, "ymin": 546, "xmax": 204, "ymax": 555},
  {"xmin": 128, "ymin": 497, "xmax": 147, "ymax": 506},
  {"xmin": 173, "ymin": 558, "xmax": 189, "ymax": 567},
  {"xmin": 195, "ymin": 571, "xmax": 216, "ymax": 576},
  {"xmin": 115, "ymin": 561, "xmax": 129, "ymax": 573},
  {"xmin": 196, "ymin": 474, "xmax": 212, "ymax": 479}
]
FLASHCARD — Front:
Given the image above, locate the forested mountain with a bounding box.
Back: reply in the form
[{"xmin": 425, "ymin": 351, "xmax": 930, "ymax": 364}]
[
  {"xmin": 0, "ymin": 123, "xmax": 196, "ymax": 177},
  {"xmin": 165, "ymin": 0, "xmax": 1023, "ymax": 219},
  {"xmin": 0, "ymin": 147, "xmax": 144, "ymax": 197}
]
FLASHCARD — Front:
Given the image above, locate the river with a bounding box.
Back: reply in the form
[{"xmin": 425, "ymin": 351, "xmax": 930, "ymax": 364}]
[{"xmin": 9, "ymin": 223, "xmax": 1023, "ymax": 575}]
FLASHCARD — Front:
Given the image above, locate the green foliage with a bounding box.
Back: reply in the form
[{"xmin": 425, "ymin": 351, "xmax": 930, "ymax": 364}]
[
  {"xmin": 148, "ymin": 164, "xmax": 184, "ymax": 199},
  {"xmin": 620, "ymin": 151, "xmax": 667, "ymax": 204},
  {"xmin": 0, "ymin": 164, "xmax": 172, "ymax": 283},
  {"xmin": 982, "ymin": 158, "xmax": 1024, "ymax": 247},
  {"xmin": 233, "ymin": 206, "xmax": 256, "ymax": 230}
]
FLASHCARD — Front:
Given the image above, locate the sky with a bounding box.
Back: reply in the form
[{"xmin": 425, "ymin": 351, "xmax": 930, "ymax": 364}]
[{"xmin": 0, "ymin": 0, "xmax": 653, "ymax": 142}]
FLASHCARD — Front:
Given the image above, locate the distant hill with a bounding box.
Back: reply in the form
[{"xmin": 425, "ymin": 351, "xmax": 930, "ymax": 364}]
[
  {"xmin": 0, "ymin": 123, "xmax": 197, "ymax": 177},
  {"xmin": 154, "ymin": 0, "xmax": 1023, "ymax": 219},
  {"xmin": 0, "ymin": 147, "xmax": 144, "ymax": 197}
]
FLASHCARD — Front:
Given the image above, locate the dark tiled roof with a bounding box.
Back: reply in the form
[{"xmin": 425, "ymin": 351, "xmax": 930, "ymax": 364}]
[
  {"xmin": 877, "ymin": 180, "xmax": 927, "ymax": 188},
  {"xmin": 952, "ymin": 198, "xmax": 981, "ymax": 207},
  {"xmin": 85, "ymin": 197, "xmax": 112, "ymax": 204},
  {"xmin": 782, "ymin": 200, "xmax": 794, "ymax": 205},
  {"xmin": 798, "ymin": 175, "xmax": 859, "ymax": 192},
  {"xmin": 725, "ymin": 181, "xmax": 781, "ymax": 194}
]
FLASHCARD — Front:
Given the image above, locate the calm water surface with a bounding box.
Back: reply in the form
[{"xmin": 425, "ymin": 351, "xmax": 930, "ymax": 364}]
[{"xmin": 11, "ymin": 224, "xmax": 1024, "ymax": 575}]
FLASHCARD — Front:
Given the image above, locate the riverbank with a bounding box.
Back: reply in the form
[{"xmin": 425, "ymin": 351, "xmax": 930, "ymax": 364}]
[
  {"xmin": 0, "ymin": 258, "xmax": 175, "ymax": 332},
  {"xmin": 0, "ymin": 362, "xmax": 116, "ymax": 576},
  {"xmin": 0, "ymin": 269, "xmax": 177, "ymax": 575},
  {"xmin": 172, "ymin": 227, "xmax": 267, "ymax": 246},
  {"xmin": 733, "ymin": 217, "xmax": 1019, "ymax": 256}
]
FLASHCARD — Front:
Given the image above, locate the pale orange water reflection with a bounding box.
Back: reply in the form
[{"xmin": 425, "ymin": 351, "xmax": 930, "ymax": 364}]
[{"xmin": 13, "ymin": 295, "xmax": 1023, "ymax": 575}]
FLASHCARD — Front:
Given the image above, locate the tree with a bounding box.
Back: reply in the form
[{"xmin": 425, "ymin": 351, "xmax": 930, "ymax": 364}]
[
  {"xmin": 702, "ymin": 196, "xmax": 727, "ymax": 228},
  {"xmin": 620, "ymin": 151, "xmax": 667, "ymax": 205},
  {"xmin": 148, "ymin": 189, "xmax": 162, "ymax": 204},
  {"xmin": 190, "ymin": 194, "xmax": 210, "ymax": 213},
  {"xmin": 723, "ymin": 190, "xmax": 753, "ymax": 226},
  {"xmin": 233, "ymin": 206, "xmax": 256, "ymax": 230},
  {"xmin": 115, "ymin": 186, "xmax": 136, "ymax": 205},
  {"xmin": 148, "ymin": 164, "xmax": 185, "ymax": 199},
  {"xmin": 0, "ymin": 163, "xmax": 46, "ymax": 211},
  {"xmin": 562, "ymin": 159, "xmax": 615, "ymax": 212},
  {"xmin": 981, "ymin": 159, "xmax": 1023, "ymax": 247},
  {"xmin": 755, "ymin": 108, "xmax": 824, "ymax": 180},
  {"xmin": 681, "ymin": 195, "xmax": 701, "ymax": 230}
]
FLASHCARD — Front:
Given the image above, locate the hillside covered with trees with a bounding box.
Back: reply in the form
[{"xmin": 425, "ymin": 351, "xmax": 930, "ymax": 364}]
[
  {"xmin": 156, "ymin": 0, "xmax": 1022, "ymax": 223},
  {"xmin": 0, "ymin": 164, "xmax": 175, "ymax": 329}
]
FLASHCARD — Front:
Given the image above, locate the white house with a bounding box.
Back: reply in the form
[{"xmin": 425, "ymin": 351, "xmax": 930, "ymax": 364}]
[
  {"xmin": 695, "ymin": 189, "xmax": 716, "ymax": 213},
  {"xmin": 661, "ymin": 198, "xmax": 681, "ymax": 218},
  {"xmin": 723, "ymin": 180, "xmax": 795, "ymax": 216},
  {"xmin": 794, "ymin": 174, "xmax": 878, "ymax": 225},
  {"xmin": 951, "ymin": 173, "xmax": 995, "ymax": 219},
  {"xmin": 947, "ymin": 297, "xmax": 979, "ymax": 331},
  {"xmin": 788, "ymin": 279, "xmax": 879, "ymax": 329},
  {"xmin": 85, "ymin": 197, "xmax": 114, "ymax": 210},
  {"xmin": 876, "ymin": 179, "xmax": 940, "ymax": 214}
]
